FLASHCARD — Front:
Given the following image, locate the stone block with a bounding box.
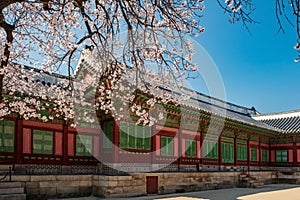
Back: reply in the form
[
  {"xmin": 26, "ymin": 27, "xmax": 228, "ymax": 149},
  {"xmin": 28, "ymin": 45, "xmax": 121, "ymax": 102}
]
[
  {"xmin": 108, "ymin": 181, "xmax": 118, "ymax": 187},
  {"xmin": 39, "ymin": 181, "xmax": 57, "ymax": 188},
  {"xmin": 79, "ymin": 175, "xmax": 92, "ymax": 181},
  {"xmin": 92, "ymin": 186, "xmax": 106, "ymax": 197},
  {"xmin": 123, "ymin": 185, "xmax": 145, "ymax": 194},
  {"xmin": 79, "ymin": 180, "xmax": 91, "ymax": 187},
  {"xmin": 132, "ymin": 174, "xmax": 145, "ymax": 180},
  {"xmin": 108, "ymin": 176, "xmax": 118, "ymax": 181},
  {"xmin": 79, "ymin": 186, "xmax": 92, "ymax": 196},
  {"xmin": 95, "ymin": 175, "xmax": 109, "ymax": 181},
  {"xmin": 57, "ymin": 186, "xmax": 79, "ymax": 196},
  {"xmin": 105, "ymin": 186, "xmax": 123, "ymax": 195},
  {"xmin": 26, "ymin": 188, "xmax": 40, "ymax": 196},
  {"xmin": 31, "ymin": 175, "xmax": 57, "ymax": 182},
  {"xmin": 63, "ymin": 181, "xmax": 80, "ymax": 187},
  {"xmin": 98, "ymin": 180, "xmax": 109, "ymax": 187},
  {"xmin": 39, "ymin": 187, "xmax": 57, "ymax": 196},
  {"xmin": 12, "ymin": 175, "xmax": 30, "ymax": 182},
  {"xmin": 25, "ymin": 182, "xmax": 39, "ymax": 189}
]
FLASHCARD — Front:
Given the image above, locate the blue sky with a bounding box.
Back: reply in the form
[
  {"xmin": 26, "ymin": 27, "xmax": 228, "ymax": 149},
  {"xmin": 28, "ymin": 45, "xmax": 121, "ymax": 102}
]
[{"xmin": 191, "ymin": 0, "xmax": 300, "ymax": 114}]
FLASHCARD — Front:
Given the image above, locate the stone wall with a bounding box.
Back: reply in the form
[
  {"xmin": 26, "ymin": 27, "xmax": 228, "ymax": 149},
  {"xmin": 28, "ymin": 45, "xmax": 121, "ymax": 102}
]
[
  {"xmin": 12, "ymin": 175, "xmax": 92, "ymax": 200},
  {"xmin": 11, "ymin": 171, "xmax": 276, "ymax": 199}
]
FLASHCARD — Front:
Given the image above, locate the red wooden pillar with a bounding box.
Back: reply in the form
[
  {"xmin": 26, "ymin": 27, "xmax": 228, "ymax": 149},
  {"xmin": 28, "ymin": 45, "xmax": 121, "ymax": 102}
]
[
  {"xmin": 268, "ymin": 139, "xmax": 272, "ymax": 166},
  {"xmin": 112, "ymin": 120, "xmax": 119, "ymax": 163},
  {"xmin": 200, "ymin": 130, "xmax": 204, "ymax": 165},
  {"xmin": 62, "ymin": 124, "xmax": 68, "ymax": 165},
  {"xmin": 218, "ymin": 136, "xmax": 222, "ymax": 171},
  {"xmin": 234, "ymin": 135, "xmax": 237, "ymax": 167},
  {"xmin": 293, "ymin": 136, "xmax": 297, "ymax": 167},
  {"xmin": 247, "ymin": 137, "xmax": 250, "ymax": 172},
  {"xmin": 151, "ymin": 123, "xmax": 156, "ymax": 165},
  {"xmin": 177, "ymin": 128, "xmax": 182, "ymax": 171},
  {"xmin": 15, "ymin": 119, "xmax": 23, "ymax": 164},
  {"xmin": 258, "ymin": 139, "xmax": 261, "ymax": 167}
]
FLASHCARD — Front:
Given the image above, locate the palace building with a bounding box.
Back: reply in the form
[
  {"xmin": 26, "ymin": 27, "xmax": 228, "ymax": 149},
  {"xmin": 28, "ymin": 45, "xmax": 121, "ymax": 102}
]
[
  {"xmin": 0, "ymin": 57, "xmax": 299, "ymax": 199},
  {"xmin": 1, "ymin": 60, "xmax": 300, "ymax": 174}
]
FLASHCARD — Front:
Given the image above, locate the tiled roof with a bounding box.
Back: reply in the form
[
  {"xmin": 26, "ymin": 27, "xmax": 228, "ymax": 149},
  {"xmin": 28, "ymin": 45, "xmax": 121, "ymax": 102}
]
[
  {"xmin": 163, "ymin": 87, "xmax": 279, "ymax": 132},
  {"xmin": 252, "ymin": 110, "xmax": 300, "ymax": 133},
  {"xmin": 75, "ymin": 54, "xmax": 280, "ymax": 133}
]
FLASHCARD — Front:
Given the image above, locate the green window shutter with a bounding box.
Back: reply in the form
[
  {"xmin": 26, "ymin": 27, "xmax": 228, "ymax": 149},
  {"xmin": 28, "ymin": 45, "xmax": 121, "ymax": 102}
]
[
  {"xmin": 222, "ymin": 143, "xmax": 234, "ymax": 163},
  {"xmin": 276, "ymin": 150, "xmax": 281, "ymax": 162},
  {"xmin": 128, "ymin": 123, "xmax": 136, "ymax": 148},
  {"xmin": 76, "ymin": 135, "xmax": 93, "ymax": 156},
  {"xmin": 0, "ymin": 120, "xmax": 15, "ymax": 153},
  {"xmin": 186, "ymin": 140, "xmax": 196, "ymax": 157},
  {"xmin": 33, "ymin": 130, "xmax": 53, "ymax": 154},
  {"xmin": 282, "ymin": 150, "xmax": 288, "ymax": 162},
  {"xmin": 119, "ymin": 122, "xmax": 128, "ymax": 148},
  {"xmin": 119, "ymin": 122, "xmax": 151, "ymax": 150},
  {"xmin": 262, "ymin": 150, "xmax": 268, "ymax": 162},
  {"xmin": 161, "ymin": 136, "xmax": 173, "ymax": 156},
  {"xmin": 204, "ymin": 140, "xmax": 218, "ymax": 159},
  {"xmin": 103, "ymin": 121, "xmax": 113, "ymax": 148},
  {"xmin": 237, "ymin": 145, "xmax": 247, "ymax": 161},
  {"xmin": 144, "ymin": 126, "xmax": 151, "ymax": 150},
  {"xmin": 213, "ymin": 142, "xmax": 218, "ymax": 159},
  {"xmin": 276, "ymin": 150, "xmax": 288, "ymax": 162}
]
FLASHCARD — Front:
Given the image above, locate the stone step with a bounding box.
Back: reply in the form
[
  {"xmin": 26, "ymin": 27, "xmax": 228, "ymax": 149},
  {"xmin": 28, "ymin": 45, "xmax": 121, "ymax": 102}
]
[
  {"xmin": 0, "ymin": 187, "xmax": 24, "ymax": 195},
  {"xmin": 0, "ymin": 193, "xmax": 26, "ymax": 200},
  {"xmin": 0, "ymin": 165, "xmax": 13, "ymax": 171},
  {"xmin": 0, "ymin": 182, "xmax": 21, "ymax": 189},
  {"xmin": 239, "ymin": 174, "xmax": 248, "ymax": 178}
]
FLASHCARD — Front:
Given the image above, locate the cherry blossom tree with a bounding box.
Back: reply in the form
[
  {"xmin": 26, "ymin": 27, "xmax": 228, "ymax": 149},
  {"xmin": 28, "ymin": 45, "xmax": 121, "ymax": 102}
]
[
  {"xmin": 0, "ymin": 0, "xmax": 204, "ymax": 124},
  {"xmin": 0, "ymin": 0, "xmax": 299, "ymax": 124}
]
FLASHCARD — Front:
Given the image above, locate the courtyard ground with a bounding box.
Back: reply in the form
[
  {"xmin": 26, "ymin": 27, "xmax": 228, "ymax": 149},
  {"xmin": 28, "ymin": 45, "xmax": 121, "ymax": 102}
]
[{"xmin": 52, "ymin": 184, "xmax": 300, "ymax": 200}]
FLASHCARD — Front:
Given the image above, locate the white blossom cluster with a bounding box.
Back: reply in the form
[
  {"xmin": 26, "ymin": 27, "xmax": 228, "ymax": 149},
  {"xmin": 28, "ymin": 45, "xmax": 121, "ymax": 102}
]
[
  {"xmin": 74, "ymin": 48, "xmax": 199, "ymax": 127},
  {"xmin": 0, "ymin": 63, "xmax": 75, "ymax": 124},
  {"xmin": 1, "ymin": 0, "xmax": 206, "ymax": 124}
]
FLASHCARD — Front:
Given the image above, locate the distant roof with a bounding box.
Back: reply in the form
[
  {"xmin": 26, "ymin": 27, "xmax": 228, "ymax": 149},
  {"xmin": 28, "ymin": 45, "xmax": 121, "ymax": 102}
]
[{"xmin": 253, "ymin": 110, "xmax": 300, "ymax": 133}]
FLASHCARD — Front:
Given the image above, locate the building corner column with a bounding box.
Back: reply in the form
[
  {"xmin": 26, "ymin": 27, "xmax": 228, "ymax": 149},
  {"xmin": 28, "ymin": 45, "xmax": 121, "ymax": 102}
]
[
  {"xmin": 234, "ymin": 132, "xmax": 237, "ymax": 167},
  {"xmin": 15, "ymin": 119, "xmax": 23, "ymax": 164},
  {"xmin": 112, "ymin": 120, "xmax": 120, "ymax": 163},
  {"xmin": 62, "ymin": 123, "xmax": 68, "ymax": 165},
  {"xmin": 293, "ymin": 136, "xmax": 297, "ymax": 167}
]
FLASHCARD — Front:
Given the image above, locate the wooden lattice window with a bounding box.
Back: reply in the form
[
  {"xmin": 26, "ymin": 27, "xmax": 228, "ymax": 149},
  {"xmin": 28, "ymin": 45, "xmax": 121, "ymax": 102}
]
[
  {"xmin": 119, "ymin": 121, "xmax": 151, "ymax": 150},
  {"xmin": 237, "ymin": 145, "xmax": 247, "ymax": 160},
  {"xmin": 185, "ymin": 139, "xmax": 197, "ymax": 157},
  {"xmin": 0, "ymin": 120, "xmax": 15, "ymax": 153},
  {"xmin": 204, "ymin": 140, "xmax": 218, "ymax": 159},
  {"xmin": 33, "ymin": 130, "xmax": 53, "ymax": 154},
  {"xmin": 276, "ymin": 150, "xmax": 288, "ymax": 162},
  {"xmin": 222, "ymin": 142, "xmax": 234, "ymax": 163},
  {"xmin": 103, "ymin": 121, "xmax": 113, "ymax": 148},
  {"xmin": 161, "ymin": 136, "xmax": 174, "ymax": 156},
  {"xmin": 76, "ymin": 135, "xmax": 93, "ymax": 156},
  {"xmin": 262, "ymin": 149, "xmax": 268, "ymax": 162}
]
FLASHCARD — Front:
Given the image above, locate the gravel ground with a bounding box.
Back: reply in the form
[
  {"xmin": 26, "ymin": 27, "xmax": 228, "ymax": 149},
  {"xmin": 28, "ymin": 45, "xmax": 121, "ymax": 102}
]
[{"xmin": 51, "ymin": 184, "xmax": 300, "ymax": 200}]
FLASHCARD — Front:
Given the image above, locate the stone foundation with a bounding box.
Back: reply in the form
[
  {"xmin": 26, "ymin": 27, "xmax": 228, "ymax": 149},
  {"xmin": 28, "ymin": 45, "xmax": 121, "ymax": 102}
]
[
  {"xmin": 12, "ymin": 175, "xmax": 92, "ymax": 200},
  {"xmin": 10, "ymin": 171, "xmax": 277, "ymax": 199}
]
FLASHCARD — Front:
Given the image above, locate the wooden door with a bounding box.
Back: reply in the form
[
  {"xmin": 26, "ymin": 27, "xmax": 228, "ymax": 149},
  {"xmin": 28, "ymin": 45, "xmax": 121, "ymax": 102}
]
[{"xmin": 146, "ymin": 176, "xmax": 158, "ymax": 194}]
